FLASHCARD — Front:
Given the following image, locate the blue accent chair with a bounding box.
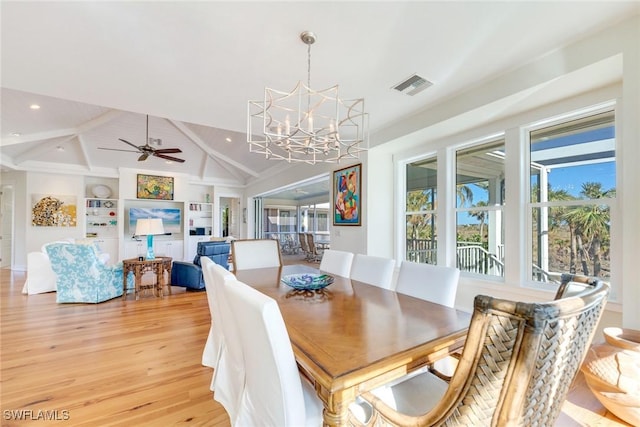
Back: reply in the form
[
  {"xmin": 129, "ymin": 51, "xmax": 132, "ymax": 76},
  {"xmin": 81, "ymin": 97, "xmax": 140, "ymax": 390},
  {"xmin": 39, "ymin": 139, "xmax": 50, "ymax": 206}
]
[
  {"xmin": 46, "ymin": 242, "xmax": 131, "ymax": 303},
  {"xmin": 171, "ymin": 241, "xmax": 231, "ymax": 290}
]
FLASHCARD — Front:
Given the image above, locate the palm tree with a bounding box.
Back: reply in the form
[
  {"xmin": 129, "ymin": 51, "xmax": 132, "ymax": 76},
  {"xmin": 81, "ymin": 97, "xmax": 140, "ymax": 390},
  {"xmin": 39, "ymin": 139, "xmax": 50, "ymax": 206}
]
[
  {"xmin": 469, "ymin": 201, "xmax": 488, "ymax": 242},
  {"xmin": 547, "ymin": 188, "xmax": 577, "ymax": 273},
  {"xmin": 406, "ymin": 189, "xmax": 433, "ymax": 239},
  {"xmin": 563, "ymin": 182, "xmax": 614, "ymax": 276},
  {"xmin": 406, "ymin": 189, "xmax": 435, "ymax": 261},
  {"xmin": 457, "ymin": 184, "xmax": 474, "ymax": 207}
]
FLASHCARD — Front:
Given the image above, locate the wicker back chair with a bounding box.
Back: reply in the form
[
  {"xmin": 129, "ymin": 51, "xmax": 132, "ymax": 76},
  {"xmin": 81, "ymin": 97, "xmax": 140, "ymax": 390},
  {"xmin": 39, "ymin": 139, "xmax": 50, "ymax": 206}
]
[
  {"xmin": 358, "ymin": 277, "xmax": 609, "ymax": 426},
  {"xmin": 553, "ymin": 272, "xmax": 602, "ymax": 300}
]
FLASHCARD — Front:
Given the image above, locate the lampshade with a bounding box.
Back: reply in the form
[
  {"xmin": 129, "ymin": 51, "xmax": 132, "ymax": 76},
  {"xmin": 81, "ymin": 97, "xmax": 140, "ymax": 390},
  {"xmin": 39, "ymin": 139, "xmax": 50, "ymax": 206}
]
[
  {"xmin": 135, "ymin": 218, "xmax": 165, "ymax": 260},
  {"xmin": 135, "ymin": 218, "xmax": 165, "ymax": 236}
]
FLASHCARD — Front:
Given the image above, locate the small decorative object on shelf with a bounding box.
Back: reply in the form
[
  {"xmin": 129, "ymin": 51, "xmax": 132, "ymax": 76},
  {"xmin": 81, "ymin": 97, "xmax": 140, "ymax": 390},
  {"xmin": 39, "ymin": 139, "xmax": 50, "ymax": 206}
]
[
  {"xmin": 92, "ymin": 184, "xmax": 112, "ymax": 199},
  {"xmin": 85, "ymin": 198, "xmax": 118, "ymax": 238}
]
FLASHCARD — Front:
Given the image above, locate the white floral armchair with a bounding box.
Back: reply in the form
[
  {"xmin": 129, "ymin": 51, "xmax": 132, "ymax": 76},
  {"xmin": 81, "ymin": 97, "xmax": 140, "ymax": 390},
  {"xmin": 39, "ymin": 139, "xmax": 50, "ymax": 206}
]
[
  {"xmin": 23, "ymin": 239, "xmax": 111, "ymax": 295},
  {"xmin": 45, "ymin": 242, "xmax": 129, "ymax": 303}
]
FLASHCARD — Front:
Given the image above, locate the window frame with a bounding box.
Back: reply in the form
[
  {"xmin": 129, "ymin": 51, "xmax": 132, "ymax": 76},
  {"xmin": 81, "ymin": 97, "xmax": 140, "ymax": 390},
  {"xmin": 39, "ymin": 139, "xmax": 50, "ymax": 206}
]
[
  {"xmin": 396, "ymin": 99, "xmax": 619, "ymax": 300},
  {"xmin": 454, "ymin": 137, "xmax": 506, "ymax": 279},
  {"xmin": 524, "ymin": 103, "xmax": 617, "ymax": 290},
  {"xmin": 403, "ymin": 154, "xmax": 439, "ymax": 264}
]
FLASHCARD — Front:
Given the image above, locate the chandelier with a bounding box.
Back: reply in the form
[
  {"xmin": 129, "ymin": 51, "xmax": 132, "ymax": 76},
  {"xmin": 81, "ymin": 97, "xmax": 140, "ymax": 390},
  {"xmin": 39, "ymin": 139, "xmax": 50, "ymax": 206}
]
[{"xmin": 248, "ymin": 31, "xmax": 368, "ymax": 164}]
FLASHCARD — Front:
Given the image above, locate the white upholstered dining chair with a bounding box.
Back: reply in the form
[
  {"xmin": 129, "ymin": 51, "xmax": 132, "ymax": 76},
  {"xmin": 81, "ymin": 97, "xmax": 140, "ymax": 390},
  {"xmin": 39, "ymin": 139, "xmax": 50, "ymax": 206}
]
[
  {"xmin": 395, "ymin": 261, "xmax": 460, "ymax": 307},
  {"xmin": 350, "ymin": 254, "xmax": 396, "ymax": 289},
  {"xmin": 224, "ymin": 278, "xmax": 371, "ymax": 426},
  {"xmin": 319, "ymin": 249, "xmax": 354, "ymax": 278},
  {"xmin": 395, "ymin": 261, "xmax": 461, "ymax": 378},
  {"xmin": 224, "ymin": 278, "xmax": 324, "ymax": 426},
  {"xmin": 200, "ymin": 257, "xmax": 219, "ymax": 370},
  {"xmin": 231, "ymin": 239, "xmax": 282, "ymax": 271},
  {"xmin": 201, "ymin": 258, "xmax": 237, "ymax": 371},
  {"xmin": 205, "ymin": 261, "xmax": 246, "ymax": 422}
]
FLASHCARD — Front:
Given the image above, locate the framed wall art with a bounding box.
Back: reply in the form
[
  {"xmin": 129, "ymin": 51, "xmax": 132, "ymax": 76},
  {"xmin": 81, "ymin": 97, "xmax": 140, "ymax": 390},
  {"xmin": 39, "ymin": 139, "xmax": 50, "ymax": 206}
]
[
  {"xmin": 129, "ymin": 207, "xmax": 181, "ymax": 234},
  {"xmin": 136, "ymin": 174, "xmax": 174, "ymax": 200},
  {"xmin": 333, "ymin": 163, "xmax": 362, "ymax": 226},
  {"xmin": 31, "ymin": 194, "xmax": 77, "ymax": 227}
]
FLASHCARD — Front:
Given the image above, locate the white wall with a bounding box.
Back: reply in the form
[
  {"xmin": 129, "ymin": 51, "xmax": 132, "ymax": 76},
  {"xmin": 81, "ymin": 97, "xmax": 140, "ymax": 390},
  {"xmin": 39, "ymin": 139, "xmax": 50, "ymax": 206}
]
[{"xmin": 618, "ymin": 16, "xmax": 640, "ymax": 330}]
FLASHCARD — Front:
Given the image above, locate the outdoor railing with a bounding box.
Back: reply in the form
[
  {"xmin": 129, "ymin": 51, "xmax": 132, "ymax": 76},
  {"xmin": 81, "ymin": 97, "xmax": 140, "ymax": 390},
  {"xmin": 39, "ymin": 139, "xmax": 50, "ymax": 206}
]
[
  {"xmin": 456, "ymin": 245, "xmax": 504, "ymax": 276},
  {"xmin": 406, "ymin": 239, "xmax": 505, "ymax": 276},
  {"xmin": 406, "ymin": 238, "xmax": 438, "ymax": 264}
]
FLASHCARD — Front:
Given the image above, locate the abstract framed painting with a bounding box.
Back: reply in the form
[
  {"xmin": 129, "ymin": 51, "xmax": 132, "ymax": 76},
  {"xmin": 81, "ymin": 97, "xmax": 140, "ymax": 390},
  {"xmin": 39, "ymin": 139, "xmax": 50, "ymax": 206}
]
[
  {"xmin": 31, "ymin": 194, "xmax": 77, "ymax": 227},
  {"xmin": 333, "ymin": 163, "xmax": 362, "ymax": 226},
  {"xmin": 136, "ymin": 174, "xmax": 174, "ymax": 200}
]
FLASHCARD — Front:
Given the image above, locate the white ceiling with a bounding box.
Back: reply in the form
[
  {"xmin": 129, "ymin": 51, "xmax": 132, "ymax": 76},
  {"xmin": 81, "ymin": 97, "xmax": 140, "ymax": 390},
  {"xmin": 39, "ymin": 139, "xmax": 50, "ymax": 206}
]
[{"xmin": 1, "ymin": 1, "xmax": 638, "ymax": 192}]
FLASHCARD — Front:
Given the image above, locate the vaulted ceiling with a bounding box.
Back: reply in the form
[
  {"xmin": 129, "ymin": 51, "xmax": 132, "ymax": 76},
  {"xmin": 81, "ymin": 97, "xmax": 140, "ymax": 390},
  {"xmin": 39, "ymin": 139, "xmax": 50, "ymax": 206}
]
[{"xmin": 1, "ymin": 1, "xmax": 637, "ymax": 189}]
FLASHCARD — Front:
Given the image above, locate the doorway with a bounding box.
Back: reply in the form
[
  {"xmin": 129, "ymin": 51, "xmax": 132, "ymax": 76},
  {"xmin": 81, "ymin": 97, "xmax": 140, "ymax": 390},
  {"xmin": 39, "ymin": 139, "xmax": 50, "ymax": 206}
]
[
  {"xmin": 220, "ymin": 197, "xmax": 240, "ymax": 238},
  {"xmin": 0, "ymin": 185, "xmax": 14, "ymax": 268}
]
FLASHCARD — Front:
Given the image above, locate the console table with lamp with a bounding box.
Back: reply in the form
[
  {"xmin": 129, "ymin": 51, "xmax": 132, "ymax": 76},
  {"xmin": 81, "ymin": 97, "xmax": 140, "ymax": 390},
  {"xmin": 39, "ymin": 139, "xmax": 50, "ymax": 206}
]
[{"xmin": 122, "ymin": 218, "xmax": 172, "ymax": 300}]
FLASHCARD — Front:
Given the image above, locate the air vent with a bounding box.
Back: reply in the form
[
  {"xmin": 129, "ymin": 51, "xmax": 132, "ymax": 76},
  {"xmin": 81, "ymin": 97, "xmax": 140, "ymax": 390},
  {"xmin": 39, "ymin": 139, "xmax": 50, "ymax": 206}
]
[{"xmin": 392, "ymin": 74, "xmax": 433, "ymax": 96}]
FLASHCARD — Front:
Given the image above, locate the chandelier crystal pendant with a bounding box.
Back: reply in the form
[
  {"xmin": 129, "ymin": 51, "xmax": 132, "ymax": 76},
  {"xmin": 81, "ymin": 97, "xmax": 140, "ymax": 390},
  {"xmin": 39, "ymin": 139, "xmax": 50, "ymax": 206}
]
[{"xmin": 248, "ymin": 31, "xmax": 368, "ymax": 164}]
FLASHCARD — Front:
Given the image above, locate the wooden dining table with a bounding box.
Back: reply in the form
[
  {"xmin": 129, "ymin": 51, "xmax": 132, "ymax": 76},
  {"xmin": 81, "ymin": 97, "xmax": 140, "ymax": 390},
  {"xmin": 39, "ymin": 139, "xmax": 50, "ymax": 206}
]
[{"xmin": 234, "ymin": 264, "xmax": 471, "ymax": 426}]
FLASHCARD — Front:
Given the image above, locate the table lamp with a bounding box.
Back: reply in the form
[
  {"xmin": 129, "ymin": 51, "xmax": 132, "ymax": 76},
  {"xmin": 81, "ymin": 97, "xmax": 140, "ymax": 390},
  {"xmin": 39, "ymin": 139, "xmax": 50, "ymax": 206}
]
[{"xmin": 135, "ymin": 218, "xmax": 165, "ymax": 260}]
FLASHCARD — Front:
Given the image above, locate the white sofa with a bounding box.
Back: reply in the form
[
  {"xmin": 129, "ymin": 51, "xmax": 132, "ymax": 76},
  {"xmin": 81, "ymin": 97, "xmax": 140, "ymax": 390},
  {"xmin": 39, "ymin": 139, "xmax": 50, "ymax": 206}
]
[{"xmin": 23, "ymin": 239, "xmax": 110, "ymax": 295}]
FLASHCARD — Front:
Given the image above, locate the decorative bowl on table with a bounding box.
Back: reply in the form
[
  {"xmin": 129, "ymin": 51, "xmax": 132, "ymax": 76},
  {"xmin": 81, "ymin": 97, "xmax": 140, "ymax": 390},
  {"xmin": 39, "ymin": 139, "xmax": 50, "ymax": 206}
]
[{"xmin": 281, "ymin": 273, "xmax": 334, "ymax": 290}]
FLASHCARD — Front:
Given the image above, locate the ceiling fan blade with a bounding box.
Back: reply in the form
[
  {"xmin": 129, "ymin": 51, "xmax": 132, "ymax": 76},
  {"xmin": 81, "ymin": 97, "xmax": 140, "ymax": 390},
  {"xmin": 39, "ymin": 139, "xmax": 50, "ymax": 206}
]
[
  {"xmin": 119, "ymin": 138, "xmax": 142, "ymax": 151},
  {"xmin": 154, "ymin": 148, "xmax": 182, "ymax": 154},
  {"xmin": 138, "ymin": 153, "xmax": 149, "ymax": 161},
  {"xmin": 98, "ymin": 147, "xmax": 141, "ymax": 153},
  {"xmin": 154, "ymin": 153, "xmax": 186, "ymax": 163}
]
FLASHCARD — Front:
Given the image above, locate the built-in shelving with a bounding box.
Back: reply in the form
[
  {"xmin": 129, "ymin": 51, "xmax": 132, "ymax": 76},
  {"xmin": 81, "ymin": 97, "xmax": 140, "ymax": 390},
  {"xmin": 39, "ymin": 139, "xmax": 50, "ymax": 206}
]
[
  {"xmin": 84, "ymin": 198, "xmax": 119, "ymax": 262},
  {"xmin": 188, "ymin": 202, "xmax": 213, "ymax": 236},
  {"xmin": 186, "ymin": 202, "xmax": 213, "ymax": 260},
  {"xmin": 85, "ymin": 198, "xmax": 118, "ymax": 239}
]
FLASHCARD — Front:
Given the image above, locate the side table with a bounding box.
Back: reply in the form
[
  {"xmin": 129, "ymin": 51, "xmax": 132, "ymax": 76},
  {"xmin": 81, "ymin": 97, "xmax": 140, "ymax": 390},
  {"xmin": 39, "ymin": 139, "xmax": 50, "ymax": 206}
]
[{"xmin": 122, "ymin": 257, "xmax": 173, "ymax": 300}]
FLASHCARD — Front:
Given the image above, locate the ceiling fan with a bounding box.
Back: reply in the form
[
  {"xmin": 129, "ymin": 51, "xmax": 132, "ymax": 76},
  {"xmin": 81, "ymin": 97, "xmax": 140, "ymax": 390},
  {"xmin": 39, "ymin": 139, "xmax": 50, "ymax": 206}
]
[{"xmin": 98, "ymin": 115, "xmax": 185, "ymax": 163}]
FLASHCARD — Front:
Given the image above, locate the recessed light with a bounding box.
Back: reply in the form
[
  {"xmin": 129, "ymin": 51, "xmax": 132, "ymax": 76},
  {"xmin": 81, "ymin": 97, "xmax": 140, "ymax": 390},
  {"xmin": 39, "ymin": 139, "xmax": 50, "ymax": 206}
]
[
  {"xmin": 225, "ymin": 137, "xmax": 232, "ymax": 143},
  {"xmin": 30, "ymin": 104, "xmax": 41, "ymax": 110},
  {"xmin": 11, "ymin": 132, "xmax": 21, "ymax": 137},
  {"xmin": 165, "ymin": 160, "xmax": 173, "ymax": 164},
  {"xmin": 56, "ymin": 146, "xmax": 65, "ymax": 152}
]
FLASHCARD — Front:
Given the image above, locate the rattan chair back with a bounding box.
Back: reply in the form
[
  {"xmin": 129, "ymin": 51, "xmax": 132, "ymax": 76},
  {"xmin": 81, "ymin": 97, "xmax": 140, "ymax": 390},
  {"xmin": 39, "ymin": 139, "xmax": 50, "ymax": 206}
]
[{"xmin": 360, "ymin": 278, "xmax": 609, "ymax": 426}]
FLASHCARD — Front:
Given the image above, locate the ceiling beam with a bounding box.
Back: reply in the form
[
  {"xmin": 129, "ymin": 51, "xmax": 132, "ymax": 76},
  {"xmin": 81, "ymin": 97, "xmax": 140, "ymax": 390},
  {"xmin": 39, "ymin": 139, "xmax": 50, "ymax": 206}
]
[
  {"xmin": 76, "ymin": 109, "xmax": 124, "ymax": 133},
  {"xmin": 210, "ymin": 155, "xmax": 245, "ymax": 182},
  {"xmin": 77, "ymin": 134, "xmax": 93, "ymax": 170},
  {"xmin": 1, "ymin": 109, "xmax": 123, "ymax": 148},
  {"xmin": 13, "ymin": 135, "xmax": 75, "ymax": 164},
  {"xmin": 1, "ymin": 128, "xmax": 77, "ymax": 147},
  {"xmin": 199, "ymin": 154, "xmax": 208, "ymax": 180},
  {"xmin": 168, "ymin": 119, "xmax": 259, "ymax": 178}
]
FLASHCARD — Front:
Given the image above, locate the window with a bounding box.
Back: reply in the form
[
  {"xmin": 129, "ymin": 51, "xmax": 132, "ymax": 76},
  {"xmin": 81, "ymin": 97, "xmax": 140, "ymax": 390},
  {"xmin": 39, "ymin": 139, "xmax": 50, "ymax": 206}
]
[
  {"xmin": 262, "ymin": 206, "xmax": 297, "ymax": 238},
  {"xmin": 401, "ymin": 103, "xmax": 617, "ymax": 297},
  {"xmin": 300, "ymin": 203, "xmax": 329, "ymax": 234},
  {"xmin": 456, "ymin": 140, "xmax": 505, "ymax": 277},
  {"xmin": 405, "ymin": 157, "xmax": 438, "ymax": 264},
  {"xmin": 529, "ymin": 110, "xmax": 615, "ymax": 282}
]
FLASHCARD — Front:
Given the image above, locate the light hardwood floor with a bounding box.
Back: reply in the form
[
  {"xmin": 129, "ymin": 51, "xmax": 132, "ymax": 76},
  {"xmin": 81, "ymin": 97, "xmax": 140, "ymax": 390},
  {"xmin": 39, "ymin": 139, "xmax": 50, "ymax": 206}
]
[{"xmin": 0, "ymin": 261, "xmax": 630, "ymax": 426}]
